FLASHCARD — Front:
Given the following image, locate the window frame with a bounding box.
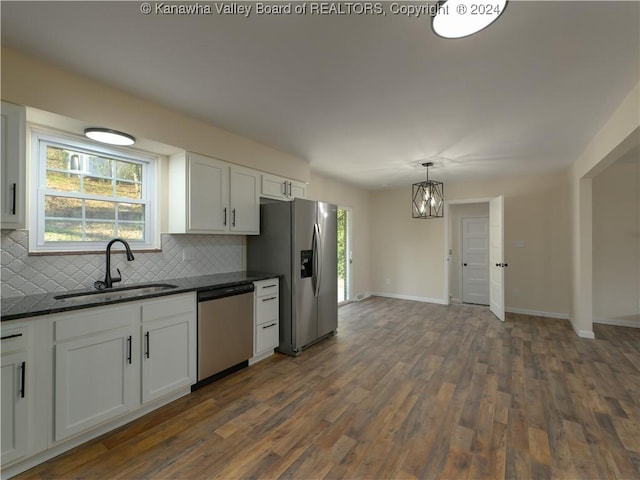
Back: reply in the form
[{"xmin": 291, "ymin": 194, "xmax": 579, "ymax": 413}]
[{"xmin": 29, "ymin": 129, "xmax": 158, "ymax": 253}]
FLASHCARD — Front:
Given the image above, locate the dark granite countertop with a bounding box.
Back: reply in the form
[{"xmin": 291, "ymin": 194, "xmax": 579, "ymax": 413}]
[{"xmin": 1, "ymin": 271, "xmax": 280, "ymax": 322}]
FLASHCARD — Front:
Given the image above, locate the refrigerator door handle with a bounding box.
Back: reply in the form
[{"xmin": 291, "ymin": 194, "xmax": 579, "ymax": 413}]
[
  {"xmin": 314, "ymin": 223, "xmax": 323, "ymax": 298},
  {"xmin": 313, "ymin": 223, "xmax": 321, "ymax": 297}
]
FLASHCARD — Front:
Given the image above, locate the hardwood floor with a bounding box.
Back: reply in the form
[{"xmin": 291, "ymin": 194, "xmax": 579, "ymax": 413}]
[{"xmin": 16, "ymin": 297, "xmax": 640, "ymax": 479}]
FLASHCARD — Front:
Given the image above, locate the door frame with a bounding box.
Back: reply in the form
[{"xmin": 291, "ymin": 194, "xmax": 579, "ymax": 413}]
[{"xmin": 443, "ymin": 198, "xmax": 494, "ymax": 305}]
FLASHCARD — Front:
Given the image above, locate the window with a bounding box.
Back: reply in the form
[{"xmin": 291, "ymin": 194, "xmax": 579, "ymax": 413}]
[{"xmin": 31, "ymin": 131, "xmax": 157, "ymax": 252}]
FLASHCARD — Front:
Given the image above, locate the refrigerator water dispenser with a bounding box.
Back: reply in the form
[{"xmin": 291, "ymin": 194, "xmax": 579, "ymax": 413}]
[{"xmin": 300, "ymin": 250, "xmax": 313, "ymax": 278}]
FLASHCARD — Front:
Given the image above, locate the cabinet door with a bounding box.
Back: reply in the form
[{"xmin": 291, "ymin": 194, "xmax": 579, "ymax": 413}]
[
  {"xmin": 261, "ymin": 174, "xmax": 287, "ymax": 200},
  {"xmin": 188, "ymin": 154, "xmax": 229, "ymax": 232},
  {"xmin": 230, "ymin": 167, "xmax": 259, "ymax": 234},
  {"xmin": 1, "ymin": 351, "xmax": 28, "ymax": 464},
  {"xmin": 1, "ymin": 101, "xmax": 26, "ymax": 229},
  {"xmin": 54, "ymin": 328, "xmax": 136, "ymax": 442},
  {"xmin": 288, "ymin": 180, "xmax": 307, "ymax": 200},
  {"xmin": 141, "ymin": 314, "xmax": 194, "ymax": 404}
]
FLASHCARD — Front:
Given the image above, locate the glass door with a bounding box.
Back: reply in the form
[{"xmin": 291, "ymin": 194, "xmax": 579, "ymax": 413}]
[{"xmin": 337, "ymin": 207, "xmax": 351, "ymax": 304}]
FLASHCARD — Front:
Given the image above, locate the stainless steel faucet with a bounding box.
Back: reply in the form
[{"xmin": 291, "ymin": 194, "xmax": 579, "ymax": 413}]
[{"xmin": 94, "ymin": 238, "xmax": 135, "ymax": 290}]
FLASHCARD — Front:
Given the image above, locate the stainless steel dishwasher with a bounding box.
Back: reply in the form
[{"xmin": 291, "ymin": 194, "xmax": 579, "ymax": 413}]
[{"xmin": 196, "ymin": 283, "xmax": 254, "ymax": 388}]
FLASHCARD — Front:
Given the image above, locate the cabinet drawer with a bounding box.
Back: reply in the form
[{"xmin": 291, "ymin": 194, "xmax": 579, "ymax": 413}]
[
  {"xmin": 256, "ymin": 295, "xmax": 278, "ymax": 324},
  {"xmin": 142, "ymin": 293, "xmax": 195, "ymax": 322},
  {"xmin": 256, "ymin": 321, "xmax": 278, "ymax": 353},
  {"xmin": 0, "ymin": 326, "xmax": 27, "ymax": 354},
  {"xmin": 255, "ymin": 279, "xmax": 278, "ymax": 297}
]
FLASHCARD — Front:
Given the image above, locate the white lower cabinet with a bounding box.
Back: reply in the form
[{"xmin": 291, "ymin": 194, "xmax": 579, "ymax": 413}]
[
  {"xmin": 0, "ymin": 293, "xmax": 198, "ymax": 477},
  {"xmin": 1, "ymin": 350, "xmax": 29, "ymax": 464},
  {"xmin": 52, "ymin": 294, "xmax": 197, "ymax": 442},
  {"xmin": 52, "ymin": 304, "xmax": 138, "ymax": 442},
  {"xmin": 1, "ymin": 322, "xmax": 40, "ymax": 466},
  {"xmin": 252, "ymin": 279, "xmax": 279, "ymax": 362},
  {"xmin": 54, "ymin": 327, "xmax": 137, "ymax": 441},
  {"xmin": 141, "ymin": 294, "xmax": 196, "ymax": 404}
]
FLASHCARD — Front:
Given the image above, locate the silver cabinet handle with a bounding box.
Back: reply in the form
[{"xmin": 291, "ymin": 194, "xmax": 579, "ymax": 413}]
[
  {"xmin": 223, "ymin": 207, "xmax": 227, "ymax": 226},
  {"xmin": 262, "ymin": 284, "xmax": 277, "ymax": 289},
  {"xmin": 145, "ymin": 331, "xmax": 150, "ymax": 358},
  {"xmin": 262, "ymin": 323, "xmax": 277, "ymax": 329},
  {"xmin": 262, "ymin": 296, "xmax": 277, "ymax": 302},
  {"xmin": 232, "ymin": 208, "xmax": 236, "ymax": 227}
]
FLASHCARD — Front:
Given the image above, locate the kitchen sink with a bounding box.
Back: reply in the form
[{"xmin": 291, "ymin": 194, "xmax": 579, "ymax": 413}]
[{"xmin": 54, "ymin": 283, "xmax": 179, "ymax": 304}]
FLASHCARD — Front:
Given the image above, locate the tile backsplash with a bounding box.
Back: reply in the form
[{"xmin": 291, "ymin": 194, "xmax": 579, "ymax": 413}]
[{"xmin": 1, "ymin": 230, "xmax": 244, "ymax": 298}]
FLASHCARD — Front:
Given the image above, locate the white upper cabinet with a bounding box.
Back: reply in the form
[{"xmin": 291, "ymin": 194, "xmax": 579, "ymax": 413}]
[
  {"xmin": 229, "ymin": 166, "xmax": 260, "ymax": 234},
  {"xmin": 261, "ymin": 173, "xmax": 307, "ymax": 201},
  {"xmin": 1, "ymin": 101, "xmax": 26, "ymax": 229},
  {"xmin": 188, "ymin": 154, "xmax": 228, "ymax": 232},
  {"xmin": 168, "ymin": 152, "xmax": 259, "ymax": 235}
]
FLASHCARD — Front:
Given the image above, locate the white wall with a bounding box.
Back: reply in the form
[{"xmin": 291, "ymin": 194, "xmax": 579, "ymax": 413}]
[
  {"xmin": 592, "ymin": 154, "xmax": 640, "ymax": 327},
  {"xmin": 370, "ymin": 171, "xmax": 571, "ymax": 316},
  {"xmin": 1, "ymin": 47, "xmax": 309, "ymax": 182},
  {"xmin": 307, "ymin": 172, "xmax": 371, "ymax": 301}
]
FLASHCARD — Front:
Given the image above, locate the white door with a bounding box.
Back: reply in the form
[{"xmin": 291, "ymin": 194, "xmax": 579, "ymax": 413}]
[
  {"xmin": 462, "ymin": 217, "xmax": 489, "ymax": 305},
  {"xmin": 489, "ymin": 196, "xmax": 505, "ymax": 321}
]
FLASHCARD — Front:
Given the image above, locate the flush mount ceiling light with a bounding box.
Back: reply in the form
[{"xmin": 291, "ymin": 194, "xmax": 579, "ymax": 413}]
[
  {"xmin": 412, "ymin": 162, "xmax": 444, "ymax": 219},
  {"xmin": 432, "ymin": 0, "xmax": 508, "ymax": 39},
  {"xmin": 84, "ymin": 128, "xmax": 136, "ymax": 146}
]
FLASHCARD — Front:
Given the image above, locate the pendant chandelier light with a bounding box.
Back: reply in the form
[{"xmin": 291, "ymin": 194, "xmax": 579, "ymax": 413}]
[{"xmin": 412, "ymin": 162, "xmax": 444, "ymax": 219}]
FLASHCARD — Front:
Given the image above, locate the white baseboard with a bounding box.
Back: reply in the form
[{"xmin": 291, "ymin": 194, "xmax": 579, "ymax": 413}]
[
  {"xmin": 593, "ymin": 317, "xmax": 640, "ymax": 329},
  {"xmin": 505, "ymin": 307, "xmax": 569, "ymax": 320},
  {"xmin": 370, "ymin": 292, "xmax": 448, "ymax": 305},
  {"xmin": 354, "ymin": 292, "xmax": 372, "ymax": 302},
  {"xmin": 567, "ymin": 317, "xmax": 595, "ymax": 339}
]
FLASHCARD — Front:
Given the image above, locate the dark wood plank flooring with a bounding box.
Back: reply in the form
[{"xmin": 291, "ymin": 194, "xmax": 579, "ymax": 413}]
[{"xmin": 16, "ymin": 297, "xmax": 640, "ymax": 479}]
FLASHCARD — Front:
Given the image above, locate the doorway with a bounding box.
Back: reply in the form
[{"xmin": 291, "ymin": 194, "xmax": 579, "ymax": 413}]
[
  {"xmin": 337, "ymin": 207, "xmax": 351, "ymax": 304},
  {"xmin": 444, "ymin": 198, "xmax": 505, "ymax": 321}
]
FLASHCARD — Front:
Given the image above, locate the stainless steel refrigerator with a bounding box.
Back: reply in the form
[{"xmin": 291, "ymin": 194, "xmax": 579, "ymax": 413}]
[{"xmin": 247, "ymin": 198, "xmax": 338, "ymax": 356}]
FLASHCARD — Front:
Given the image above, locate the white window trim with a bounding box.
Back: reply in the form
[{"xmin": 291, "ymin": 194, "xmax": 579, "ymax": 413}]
[{"xmin": 29, "ymin": 128, "xmax": 159, "ymax": 253}]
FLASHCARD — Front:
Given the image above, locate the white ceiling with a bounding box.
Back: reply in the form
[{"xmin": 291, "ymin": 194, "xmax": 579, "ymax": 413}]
[{"xmin": 2, "ymin": 1, "xmax": 639, "ymax": 189}]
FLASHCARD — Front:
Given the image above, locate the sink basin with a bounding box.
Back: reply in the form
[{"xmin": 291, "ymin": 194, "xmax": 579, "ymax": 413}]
[{"xmin": 54, "ymin": 283, "xmax": 179, "ymax": 304}]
